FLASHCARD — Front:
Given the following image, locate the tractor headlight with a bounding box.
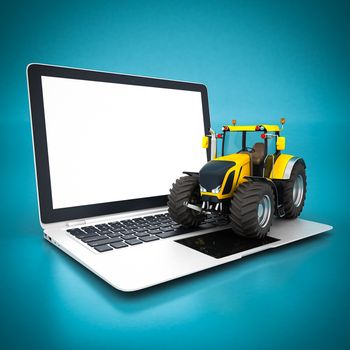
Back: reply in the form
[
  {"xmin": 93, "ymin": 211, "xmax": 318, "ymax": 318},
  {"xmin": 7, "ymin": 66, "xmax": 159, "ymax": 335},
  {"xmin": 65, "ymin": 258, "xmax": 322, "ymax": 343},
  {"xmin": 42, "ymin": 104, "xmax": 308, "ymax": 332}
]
[
  {"xmin": 200, "ymin": 185, "xmax": 207, "ymax": 192},
  {"xmin": 211, "ymin": 185, "xmax": 221, "ymax": 194}
]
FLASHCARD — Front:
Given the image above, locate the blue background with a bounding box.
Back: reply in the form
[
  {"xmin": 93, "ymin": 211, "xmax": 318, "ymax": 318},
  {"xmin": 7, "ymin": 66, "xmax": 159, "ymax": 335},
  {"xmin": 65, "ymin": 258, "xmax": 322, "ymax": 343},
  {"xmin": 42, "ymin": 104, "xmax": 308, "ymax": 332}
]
[{"xmin": 1, "ymin": 0, "xmax": 349, "ymax": 349}]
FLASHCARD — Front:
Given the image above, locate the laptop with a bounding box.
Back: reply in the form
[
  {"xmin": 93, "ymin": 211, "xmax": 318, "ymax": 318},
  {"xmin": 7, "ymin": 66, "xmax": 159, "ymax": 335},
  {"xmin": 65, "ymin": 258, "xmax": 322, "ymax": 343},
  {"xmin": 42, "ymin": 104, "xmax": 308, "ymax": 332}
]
[{"xmin": 27, "ymin": 64, "xmax": 332, "ymax": 292}]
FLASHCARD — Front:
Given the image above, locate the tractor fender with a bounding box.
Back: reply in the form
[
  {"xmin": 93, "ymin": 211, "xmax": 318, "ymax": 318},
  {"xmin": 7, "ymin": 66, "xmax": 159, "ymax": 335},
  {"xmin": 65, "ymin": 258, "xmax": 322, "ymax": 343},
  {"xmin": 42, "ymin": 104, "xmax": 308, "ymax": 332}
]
[
  {"xmin": 271, "ymin": 155, "xmax": 306, "ymax": 180},
  {"xmin": 244, "ymin": 176, "xmax": 284, "ymax": 217},
  {"xmin": 244, "ymin": 176, "xmax": 285, "ymax": 217}
]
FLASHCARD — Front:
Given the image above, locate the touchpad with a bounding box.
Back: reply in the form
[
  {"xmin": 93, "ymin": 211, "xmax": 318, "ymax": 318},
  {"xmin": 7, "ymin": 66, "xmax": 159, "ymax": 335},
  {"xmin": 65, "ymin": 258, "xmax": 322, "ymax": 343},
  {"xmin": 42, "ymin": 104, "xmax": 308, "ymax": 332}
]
[{"xmin": 176, "ymin": 229, "xmax": 279, "ymax": 259}]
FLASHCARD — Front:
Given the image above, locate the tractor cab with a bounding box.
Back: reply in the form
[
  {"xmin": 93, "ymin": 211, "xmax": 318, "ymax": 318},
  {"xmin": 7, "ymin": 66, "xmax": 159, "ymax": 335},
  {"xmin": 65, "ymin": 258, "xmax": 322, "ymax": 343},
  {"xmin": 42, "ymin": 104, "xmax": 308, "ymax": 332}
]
[
  {"xmin": 217, "ymin": 121, "xmax": 286, "ymax": 177},
  {"xmin": 198, "ymin": 120, "xmax": 287, "ymax": 206}
]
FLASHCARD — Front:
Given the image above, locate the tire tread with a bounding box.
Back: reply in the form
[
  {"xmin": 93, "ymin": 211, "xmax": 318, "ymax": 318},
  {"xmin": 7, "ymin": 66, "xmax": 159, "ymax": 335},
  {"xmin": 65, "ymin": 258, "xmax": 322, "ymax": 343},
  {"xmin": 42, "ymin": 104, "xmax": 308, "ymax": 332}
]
[{"xmin": 167, "ymin": 176, "xmax": 204, "ymax": 227}]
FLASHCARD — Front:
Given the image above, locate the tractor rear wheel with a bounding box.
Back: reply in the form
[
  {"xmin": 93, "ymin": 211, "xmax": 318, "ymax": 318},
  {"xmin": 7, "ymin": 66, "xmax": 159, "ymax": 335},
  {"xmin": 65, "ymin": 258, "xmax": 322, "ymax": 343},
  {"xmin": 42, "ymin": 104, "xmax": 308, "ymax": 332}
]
[
  {"xmin": 168, "ymin": 176, "xmax": 205, "ymax": 227},
  {"xmin": 229, "ymin": 181, "xmax": 275, "ymax": 239},
  {"xmin": 280, "ymin": 162, "xmax": 307, "ymax": 218}
]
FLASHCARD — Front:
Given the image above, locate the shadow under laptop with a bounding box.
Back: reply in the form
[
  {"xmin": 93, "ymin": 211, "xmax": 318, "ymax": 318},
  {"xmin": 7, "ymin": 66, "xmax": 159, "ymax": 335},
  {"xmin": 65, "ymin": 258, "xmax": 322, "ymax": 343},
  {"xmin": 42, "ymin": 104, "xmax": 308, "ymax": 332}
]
[{"xmin": 46, "ymin": 230, "xmax": 330, "ymax": 316}]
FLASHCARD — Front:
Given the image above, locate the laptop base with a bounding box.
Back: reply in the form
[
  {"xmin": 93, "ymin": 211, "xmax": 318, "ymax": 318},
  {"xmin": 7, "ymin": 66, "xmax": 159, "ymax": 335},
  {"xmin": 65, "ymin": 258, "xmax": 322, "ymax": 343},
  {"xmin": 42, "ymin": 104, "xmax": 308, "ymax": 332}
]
[{"xmin": 44, "ymin": 218, "xmax": 332, "ymax": 292}]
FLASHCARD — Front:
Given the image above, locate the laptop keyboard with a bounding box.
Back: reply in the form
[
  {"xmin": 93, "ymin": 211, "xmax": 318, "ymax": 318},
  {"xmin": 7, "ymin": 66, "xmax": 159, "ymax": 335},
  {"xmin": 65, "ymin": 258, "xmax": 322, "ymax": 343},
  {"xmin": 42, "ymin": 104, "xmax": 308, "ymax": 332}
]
[{"xmin": 67, "ymin": 213, "xmax": 230, "ymax": 253}]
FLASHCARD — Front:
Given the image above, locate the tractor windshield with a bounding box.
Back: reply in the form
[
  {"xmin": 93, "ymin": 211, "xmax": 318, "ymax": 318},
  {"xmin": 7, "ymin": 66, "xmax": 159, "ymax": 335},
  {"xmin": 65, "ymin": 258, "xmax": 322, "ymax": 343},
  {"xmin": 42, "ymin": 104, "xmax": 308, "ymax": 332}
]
[
  {"xmin": 221, "ymin": 131, "xmax": 241, "ymax": 155},
  {"xmin": 221, "ymin": 131, "xmax": 268, "ymax": 156}
]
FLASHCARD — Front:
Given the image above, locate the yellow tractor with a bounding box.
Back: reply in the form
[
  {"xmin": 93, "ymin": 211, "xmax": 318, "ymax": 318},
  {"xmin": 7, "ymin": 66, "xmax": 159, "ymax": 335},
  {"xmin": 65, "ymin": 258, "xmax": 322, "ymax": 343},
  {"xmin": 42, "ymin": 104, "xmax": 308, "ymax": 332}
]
[{"xmin": 168, "ymin": 119, "xmax": 306, "ymax": 239}]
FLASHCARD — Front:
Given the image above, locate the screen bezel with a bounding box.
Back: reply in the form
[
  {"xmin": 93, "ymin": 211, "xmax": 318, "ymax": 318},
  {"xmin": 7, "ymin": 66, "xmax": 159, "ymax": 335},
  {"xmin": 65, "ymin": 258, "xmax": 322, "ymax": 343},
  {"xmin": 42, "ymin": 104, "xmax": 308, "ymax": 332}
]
[{"xmin": 27, "ymin": 64, "xmax": 211, "ymax": 224}]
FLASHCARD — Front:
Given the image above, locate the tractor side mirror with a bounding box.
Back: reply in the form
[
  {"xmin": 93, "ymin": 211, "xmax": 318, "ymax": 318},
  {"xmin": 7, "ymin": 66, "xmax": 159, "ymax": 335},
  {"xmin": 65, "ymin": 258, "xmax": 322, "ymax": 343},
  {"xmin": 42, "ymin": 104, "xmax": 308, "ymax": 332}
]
[
  {"xmin": 202, "ymin": 136, "xmax": 209, "ymax": 149},
  {"xmin": 276, "ymin": 136, "xmax": 286, "ymax": 151}
]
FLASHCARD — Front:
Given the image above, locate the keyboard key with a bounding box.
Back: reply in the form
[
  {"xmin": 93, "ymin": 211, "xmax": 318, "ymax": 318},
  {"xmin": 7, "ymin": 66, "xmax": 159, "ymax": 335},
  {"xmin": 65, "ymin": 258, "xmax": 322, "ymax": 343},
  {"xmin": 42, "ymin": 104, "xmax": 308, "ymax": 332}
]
[
  {"xmin": 72, "ymin": 233, "xmax": 91, "ymax": 239},
  {"xmin": 133, "ymin": 218, "xmax": 146, "ymax": 222},
  {"xmin": 133, "ymin": 227, "xmax": 148, "ymax": 233},
  {"xmin": 139, "ymin": 235, "xmax": 159, "ymax": 242},
  {"xmin": 109, "ymin": 223, "xmax": 123, "ymax": 229},
  {"xmin": 107, "ymin": 236, "xmax": 123, "ymax": 242},
  {"xmin": 156, "ymin": 228, "xmax": 191, "ymax": 239},
  {"xmin": 67, "ymin": 228, "xmax": 86, "ymax": 236},
  {"xmin": 125, "ymin": 238, "xmax": 142, "ymax": 245},
  {"xmin": 88, "ymin": 238, "xmax": 111, "ymax": 246},
  {"xmin": 120, "ymin": 220, "xmax": 134, "ymax": 225},
  {"xmin": 158, "ymin": 218, "xmax": 170, "ymax": 223},
  {"xmin": 107, "ymin": 237, "xmax": 125, "ymax": 243},
  {"xmin": 88, "ymin": 237, "xmax": 123, "ymax": 247},
  {"xmin": 110, "ymin": 241, "xmax": 128, "ymax": 249},
  {"xmin": 162, "ymin": 227, "xmax": 175, "ymax": 232},
  {"xmin": 115, "ymin": 229, "xmax": 127, "ymax": 234},
  {"xmin": 123, "ymin": 230, "xmax": 135, "ymax": 235},
  {"xmin": 82, "ymin": 229, "xmax": 99, "ymax": 235},
  {"xmin": 97, "ymin": 229, "xmax": 112, "ymax": 235},
  {"xmin": 81, "ymin": 234, "xmax": 105, "ymax": 243},
  {"xmin": 123, "ymin": 224, "xmax": 137, "ymax": 229},
  {"xmin": 82, "ymin": 225, "xmax": 97, "ymax": 231},
  {"xmin": 111, "ymin": 227, "xmax": 124, "ymax": 232},
  {"xmin": 122, "ymin": 234, "xmax": 136, "ymax": 240},
  {"xmin": 134, "ymin": 231, "xmax": 150, "ymax": 237},
  {"xmin": 95, "ymin": 224, "xmax": 110, "ymax": 230},
  {"xmin": 107, "ymin": 232, "xmax": 122, "ymax": 238},
  {"xmin": 94, "ymin": 245, "xmax": 113, "ymax": 252},
  {"xmin": 160, "ymin": 223, "xmax": 172, "ymax": 228},
  {"xmin": 148, "ymin": 229, "xmax": 162, "ymax": 234}
]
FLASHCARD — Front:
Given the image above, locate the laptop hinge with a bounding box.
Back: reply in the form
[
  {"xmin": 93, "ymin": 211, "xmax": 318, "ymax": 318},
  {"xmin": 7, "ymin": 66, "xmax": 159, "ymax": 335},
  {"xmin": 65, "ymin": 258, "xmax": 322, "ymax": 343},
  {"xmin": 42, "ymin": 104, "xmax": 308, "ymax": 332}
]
[{"xmin": 66, "ymin": 220, "xmax": 86, "ymax": 227}]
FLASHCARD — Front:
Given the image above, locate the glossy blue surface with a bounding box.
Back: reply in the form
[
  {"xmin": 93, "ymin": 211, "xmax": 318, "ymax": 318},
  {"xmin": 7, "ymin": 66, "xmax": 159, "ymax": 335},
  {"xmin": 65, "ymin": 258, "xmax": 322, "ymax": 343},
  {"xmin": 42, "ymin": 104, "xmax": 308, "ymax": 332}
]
[{"xmin": 1, "ymin": 1, "xmax": 349, "ymax": 348}]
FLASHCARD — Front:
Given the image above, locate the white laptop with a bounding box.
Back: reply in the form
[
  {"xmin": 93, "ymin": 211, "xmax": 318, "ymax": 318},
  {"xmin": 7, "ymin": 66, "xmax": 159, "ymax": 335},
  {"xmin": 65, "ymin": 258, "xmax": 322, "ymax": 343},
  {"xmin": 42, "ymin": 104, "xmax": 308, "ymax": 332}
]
[{"xmin": 27, "ymin": 64, "xmax": 332, "ymax": 292}]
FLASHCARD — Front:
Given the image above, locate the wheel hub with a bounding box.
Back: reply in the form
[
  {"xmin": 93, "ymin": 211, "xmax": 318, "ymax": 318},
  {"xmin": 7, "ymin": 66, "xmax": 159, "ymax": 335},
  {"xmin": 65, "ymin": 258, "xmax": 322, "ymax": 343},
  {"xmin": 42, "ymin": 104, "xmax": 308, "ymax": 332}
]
[
  {"xmin": 293, "ymin": 175, "xmax": 304, "ymax": 207},
  {"xmin": 257, "ymin": 195, "xmax": 271, "ymax": 228}
]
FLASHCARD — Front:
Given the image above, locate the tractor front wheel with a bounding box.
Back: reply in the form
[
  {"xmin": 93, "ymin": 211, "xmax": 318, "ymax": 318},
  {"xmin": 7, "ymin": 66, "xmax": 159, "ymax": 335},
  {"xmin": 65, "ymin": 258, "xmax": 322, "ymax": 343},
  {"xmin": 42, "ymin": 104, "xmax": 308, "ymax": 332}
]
[
  {"xmin": 168, "ymin": 176, "xmax": 205, "ymax": 227},
  {"xmin": 229, "ymin": 181, "xmax": 275, "ymax": 239}
]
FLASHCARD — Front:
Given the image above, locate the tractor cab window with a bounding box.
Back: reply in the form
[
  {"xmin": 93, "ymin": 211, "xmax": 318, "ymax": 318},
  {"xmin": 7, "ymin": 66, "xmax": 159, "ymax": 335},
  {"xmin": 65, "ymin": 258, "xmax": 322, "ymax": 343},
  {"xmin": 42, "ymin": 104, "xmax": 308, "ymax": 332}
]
[
  {"xmin": 244, "ymin": 132, "xmax": 266, "ymax": 153},
  {"xmin": 222, "ymin": 131, "xmax": 266, "ymax": 156},
  {"xmin": 270, "ymin": 134, "xmax": 277, "ymax": 153},
  {"xmin": 221, "ymin": 131, "xmax": 241, "ymax": 156},
  {"xmin": 222, "ymin": 131, "xmax": 267, "ymax": 177}
]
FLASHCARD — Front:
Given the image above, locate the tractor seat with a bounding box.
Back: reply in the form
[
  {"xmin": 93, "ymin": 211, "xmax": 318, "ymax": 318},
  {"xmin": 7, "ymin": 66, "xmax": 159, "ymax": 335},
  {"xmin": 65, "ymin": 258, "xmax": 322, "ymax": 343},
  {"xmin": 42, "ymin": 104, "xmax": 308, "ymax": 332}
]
[{"xmin": 251, "ymin": 142, "xmax": 265, "ymax": 165}]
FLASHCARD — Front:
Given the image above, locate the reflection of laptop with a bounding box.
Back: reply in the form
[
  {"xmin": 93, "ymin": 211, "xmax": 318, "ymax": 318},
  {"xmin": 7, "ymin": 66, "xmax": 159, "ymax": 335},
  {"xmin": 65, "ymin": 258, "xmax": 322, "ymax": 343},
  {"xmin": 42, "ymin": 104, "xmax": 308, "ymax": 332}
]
[{"xmin": 27, "ymin": 64, "xmax": 332, "ymax": 292}]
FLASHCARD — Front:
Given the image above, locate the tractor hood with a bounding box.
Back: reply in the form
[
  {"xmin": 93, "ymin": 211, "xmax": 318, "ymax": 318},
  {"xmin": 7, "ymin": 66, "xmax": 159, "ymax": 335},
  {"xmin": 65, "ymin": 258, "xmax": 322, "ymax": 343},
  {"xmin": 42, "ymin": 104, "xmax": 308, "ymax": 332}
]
[{"xmin": 199, "ymin": 160, "xmax": 236, "ymax": 192}]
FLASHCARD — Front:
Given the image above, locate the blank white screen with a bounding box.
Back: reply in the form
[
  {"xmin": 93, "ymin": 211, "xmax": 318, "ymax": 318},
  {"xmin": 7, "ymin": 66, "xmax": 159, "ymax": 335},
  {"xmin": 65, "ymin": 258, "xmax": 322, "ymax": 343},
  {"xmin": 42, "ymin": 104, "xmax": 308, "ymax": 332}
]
[{"xmin": 41, "ymin": 76, "xmax": 207, "ymax": 209}]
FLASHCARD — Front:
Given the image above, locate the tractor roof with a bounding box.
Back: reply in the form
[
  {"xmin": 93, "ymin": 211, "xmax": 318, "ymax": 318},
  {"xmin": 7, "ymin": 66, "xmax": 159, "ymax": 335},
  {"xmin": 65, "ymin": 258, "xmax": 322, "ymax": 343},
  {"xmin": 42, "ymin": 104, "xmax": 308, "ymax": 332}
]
[{"xmin": 224, "ymin": 124, "xmax": 280, "ymax": 132}]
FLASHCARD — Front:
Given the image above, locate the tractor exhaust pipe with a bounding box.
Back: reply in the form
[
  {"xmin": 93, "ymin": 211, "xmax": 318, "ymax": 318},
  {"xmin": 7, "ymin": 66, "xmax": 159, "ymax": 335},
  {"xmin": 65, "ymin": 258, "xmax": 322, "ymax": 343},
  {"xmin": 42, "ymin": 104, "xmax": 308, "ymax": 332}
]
[{"xmin": 209, "ymin": 128, "xmax": 217, "ymax": 160}]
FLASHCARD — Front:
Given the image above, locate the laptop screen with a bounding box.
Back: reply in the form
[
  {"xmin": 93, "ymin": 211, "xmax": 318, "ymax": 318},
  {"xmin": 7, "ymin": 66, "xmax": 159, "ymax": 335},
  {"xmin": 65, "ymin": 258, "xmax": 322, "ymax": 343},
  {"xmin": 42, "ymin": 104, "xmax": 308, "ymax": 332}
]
[
  {"xmin": 28, "ymin": 65, "xmax": 210, "ymax": 223},
  {"xmin": 41, "ymin": 76, "xmax": 207, "ymax": 209}
]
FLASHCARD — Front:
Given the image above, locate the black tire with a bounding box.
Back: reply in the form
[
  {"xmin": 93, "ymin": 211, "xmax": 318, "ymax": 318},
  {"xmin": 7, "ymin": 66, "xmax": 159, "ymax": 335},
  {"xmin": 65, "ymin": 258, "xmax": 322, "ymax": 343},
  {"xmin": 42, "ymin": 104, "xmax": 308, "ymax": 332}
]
[
  {"xmin": 229, "ymin": 181, "xmax": 275, "ymax": 239},
  {"xmin": 167, "ymin": 176, "xmax": 205, "ymax": 227},
  {"xmin": 280, "ymin": 162, "xmax": 307, "ymax": 219}
]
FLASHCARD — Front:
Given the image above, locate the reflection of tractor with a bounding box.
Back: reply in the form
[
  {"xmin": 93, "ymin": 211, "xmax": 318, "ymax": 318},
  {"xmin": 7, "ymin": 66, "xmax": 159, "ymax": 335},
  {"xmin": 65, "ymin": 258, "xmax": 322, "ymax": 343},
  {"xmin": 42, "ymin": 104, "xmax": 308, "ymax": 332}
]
[{"xmin": 168, "ymin": 119, "xmax": 306, "ymax": 239}]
